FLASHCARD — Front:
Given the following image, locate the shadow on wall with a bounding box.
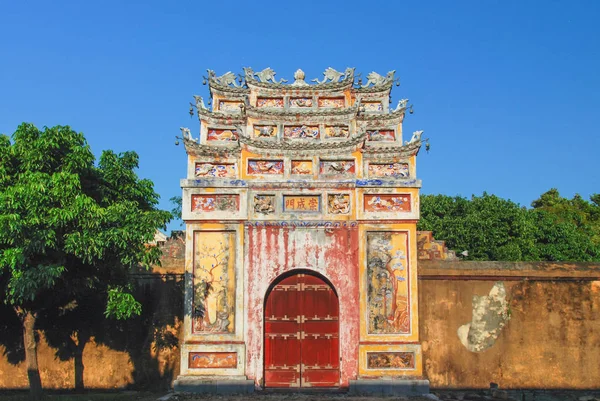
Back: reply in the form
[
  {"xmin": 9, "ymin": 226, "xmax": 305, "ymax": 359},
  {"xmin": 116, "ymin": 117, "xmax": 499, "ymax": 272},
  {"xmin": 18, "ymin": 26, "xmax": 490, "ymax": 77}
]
[{"xmin": 0, "ymin": 250, "xmax": 185, "ymax": 391}]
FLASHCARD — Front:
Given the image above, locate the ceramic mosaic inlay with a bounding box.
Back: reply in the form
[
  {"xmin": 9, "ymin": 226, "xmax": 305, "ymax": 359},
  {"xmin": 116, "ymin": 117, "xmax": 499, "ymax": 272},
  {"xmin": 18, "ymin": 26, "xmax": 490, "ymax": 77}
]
[
  {"xmin": 289, "ymin": 97, "xmax": 313, "ymax": 108},
  {"xmin": 325, "ymin": 126, "xmax": 349, "ymax": 138},
  {"xmin": 283, "ymin": 195, "xmax": 321, "ymax": 213},
  {"xmin": 367, "ymin": 130, "xmax": 395, "ymax": 141},
  {"xmin": 207, "ymin": 128, "xmax": 238, "ymax": 141},
  {"xmin": 191, "ymin": 194, "xmax": 239, "ymax": 212},
  {"xmin": 291, "ymin": 160, "xmax": 313, "ymax": 175},
  {"xmin": 366, "ymin": 231, "xmax": 410, "ymax": 334},
  {"xmin": 247, "ymin": 160, "xmax": 284, "ymax": 175},
  {"xmin": 318, "ymin": 97, "xmax": 345, "ymax": 108},
  {"xmin": 364, "ymin": 194, "xmax": 411, "ymax": 213},
  {"xmin": 320, "ymin": 160, "xmax": 356, "ymax": 175},
  {"xmin": 192, "ymin": 231, "xmax": 236, "ymax": 334},
  {"xmin": 256, "ymin": 97, "xmax": 284, "ymax": 108},
  {"xmin": 189, "ymin": 352, "xmax": 238, "ymax": 369},
  {"xmin": 328, "ymin": 194, "xmax": 350, "ymax": 214},
  {"xmin": 366, "ymin": 352, "xmax": 415, "ymax": 369},
  {"xmin": 194, "ymin": 162, "xmax": 236, "ymax": 178},
  {"xmin": 368, "ymin": 163, "xmax": 409, "ymax": 178},
  {"xmin": 284, "ymin": 126, "xmax": 320, "ymax": 139}
]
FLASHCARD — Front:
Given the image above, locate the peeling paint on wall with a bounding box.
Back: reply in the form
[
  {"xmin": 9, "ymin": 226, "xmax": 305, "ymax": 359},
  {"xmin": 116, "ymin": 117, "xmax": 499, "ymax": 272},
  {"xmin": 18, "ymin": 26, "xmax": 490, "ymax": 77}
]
[{"xmin": 457, "ymin": 281, "xmax": 510, "ymax": 352}]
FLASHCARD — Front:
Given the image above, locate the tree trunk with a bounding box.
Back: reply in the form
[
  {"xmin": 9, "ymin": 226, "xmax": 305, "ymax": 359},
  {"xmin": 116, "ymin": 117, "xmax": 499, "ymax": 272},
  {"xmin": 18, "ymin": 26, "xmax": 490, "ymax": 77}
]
[
  {"xmin": 74, "ymin": 331, "xmax": 89, "ymax": 391},
  {"xmin": 22, "ymin": 309, "xmax": 43, "ymax": 400}
]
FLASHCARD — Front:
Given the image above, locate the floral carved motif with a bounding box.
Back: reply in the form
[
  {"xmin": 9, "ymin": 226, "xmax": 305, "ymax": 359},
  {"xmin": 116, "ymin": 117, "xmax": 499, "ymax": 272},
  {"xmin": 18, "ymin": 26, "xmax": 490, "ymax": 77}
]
[
  {"xmin": 254, "ymin": 195, "xmax": 275, "ymax": 215},
  {"xmin": 328, "ymin": 194, "xmax": 350, "ymax": 214}
]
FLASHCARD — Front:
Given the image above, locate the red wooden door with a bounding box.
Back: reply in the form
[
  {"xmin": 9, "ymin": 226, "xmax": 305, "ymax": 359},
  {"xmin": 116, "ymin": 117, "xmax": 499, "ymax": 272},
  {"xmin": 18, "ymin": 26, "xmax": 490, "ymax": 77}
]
[{"xmin": 264, "ymin": 273, "xmax": 339, "ymax": 388}]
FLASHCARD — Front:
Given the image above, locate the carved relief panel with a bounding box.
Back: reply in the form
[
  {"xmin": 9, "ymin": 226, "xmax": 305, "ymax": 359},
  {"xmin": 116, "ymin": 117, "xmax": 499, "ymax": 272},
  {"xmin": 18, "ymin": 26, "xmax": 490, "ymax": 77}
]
[
  {"xmin": 368, "ymin": 162, "xmax": 409, "ymax": 178},
  {"xmin": 195, "ymin": 162, "xmax": 237, "ymax": 178}
]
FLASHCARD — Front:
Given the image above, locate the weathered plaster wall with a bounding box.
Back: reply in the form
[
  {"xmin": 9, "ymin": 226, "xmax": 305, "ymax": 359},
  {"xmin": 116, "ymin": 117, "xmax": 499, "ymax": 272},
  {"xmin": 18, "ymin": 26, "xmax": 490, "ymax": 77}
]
[
  {"xmin": 419, "ymin": 260, "xmax": 600, "ymax": 389},
  {"xmin": 245, "ymin": 225, "xmax": 360, "ymax": 388},
  {"xmin": 0, "ymin": 237, "xmax": 184, "ymax": 390},
  {"xmin": 2, "ymin": 254, "xmax": 600, "ymax": 390}
]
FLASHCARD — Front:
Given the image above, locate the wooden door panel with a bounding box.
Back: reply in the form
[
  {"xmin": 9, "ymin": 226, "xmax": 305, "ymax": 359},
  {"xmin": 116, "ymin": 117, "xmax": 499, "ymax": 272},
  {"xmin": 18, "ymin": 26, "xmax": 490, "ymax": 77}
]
[{"xmin": 264, "ymin": 273, "xmax": 340, "ymax": 388}]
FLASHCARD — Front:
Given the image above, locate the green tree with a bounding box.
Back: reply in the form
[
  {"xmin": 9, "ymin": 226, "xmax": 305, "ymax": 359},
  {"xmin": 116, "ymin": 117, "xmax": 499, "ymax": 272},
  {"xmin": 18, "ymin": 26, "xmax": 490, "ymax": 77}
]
[
  {"xmin": 530, "ymin": 189, "xmax": 600, "ymax": 261},
  {"xmin": 419, "ymin": 193, "xmax": 536, "ymax": 260},
  {"xmin": 0, "ymin": 123, "xmax": 171, "ymax": 399}
]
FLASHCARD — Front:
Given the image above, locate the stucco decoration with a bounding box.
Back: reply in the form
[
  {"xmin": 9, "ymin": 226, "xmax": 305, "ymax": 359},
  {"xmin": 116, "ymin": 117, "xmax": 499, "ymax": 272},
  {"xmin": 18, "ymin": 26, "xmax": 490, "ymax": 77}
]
[
  {"xmin": 367, "ymin": 352, "xmax": 415, "ymax": 369},
  {"xmin": 192, "ymin": 231, "xmax": 236, "ymax": 334},
  {"xmin": 180, "ymin": 127, "xmax": 198, "ymax": 143},
  {"xmin": 312, "ymin": 67, "xmax": 355, "ymax": 84},
  {"xmin": 366, "ymin": 232, "xmax": 410, "ymax": 334},
  {"xmin": 254, "ymin": 195, "xmax": 275, "ymax": 215},
  {"xmin": 195, "ymin": 162, "xmax": 236, "ymax": 178},
  {"xmin": 457, "ymin": 281, "xmax": 511, "ymax": 352},
  {"xmin": 405, "ymin": 130, "xmax": 424, "ymax": 146},
  {"xmin": 328, "ymin": 194, "xmax": 350, "ymax": 214},
  {"xmin": 191, "ymin": 194, "xmax": 239, "ymax": 212},
  {"xmin": 193, "ymin": 95, "xmax": 209, "ymax": 111},
  {"xmin": 394, "ymin": 99, "xmax": 409, "ymax": 111},
  {"xmin": 362, "ymin": 70, "xmax": 396, "ymax": 88},
  {"xmin": 291, "ymin": 69, "xmax": 309, "ymax": 86},
  {"xmin": 207, "ymin": 70, "xmax": 241, "ymax": 87},
  {"xmin": 244, "ymin": 67, "xmax": 287, "ymax": 84}
]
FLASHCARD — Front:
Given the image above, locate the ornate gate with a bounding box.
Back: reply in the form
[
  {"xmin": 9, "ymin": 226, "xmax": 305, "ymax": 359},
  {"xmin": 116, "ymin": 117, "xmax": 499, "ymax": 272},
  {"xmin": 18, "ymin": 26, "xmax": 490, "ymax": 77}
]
[{"xmin": 264, "ymin": 272, "xmax": 340, "ymax": 388}]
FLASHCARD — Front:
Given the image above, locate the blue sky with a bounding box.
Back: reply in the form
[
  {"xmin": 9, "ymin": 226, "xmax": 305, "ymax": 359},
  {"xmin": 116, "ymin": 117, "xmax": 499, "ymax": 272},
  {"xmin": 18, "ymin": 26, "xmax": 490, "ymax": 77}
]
[{"xmin": 1, "ymin": 1, "xmax": 599, "ymax": 231}]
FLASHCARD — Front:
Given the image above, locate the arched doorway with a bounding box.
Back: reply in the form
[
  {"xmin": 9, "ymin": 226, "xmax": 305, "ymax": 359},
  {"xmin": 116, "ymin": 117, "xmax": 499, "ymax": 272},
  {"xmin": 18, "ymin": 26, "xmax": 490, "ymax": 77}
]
[{"xmin": 264, "ymin": 271, "xmax": 340, "ymax": 388}]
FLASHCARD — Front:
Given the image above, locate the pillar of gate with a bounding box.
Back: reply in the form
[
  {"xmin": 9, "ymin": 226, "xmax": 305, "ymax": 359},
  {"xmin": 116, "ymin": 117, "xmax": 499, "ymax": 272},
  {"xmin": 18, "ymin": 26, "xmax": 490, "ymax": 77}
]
[{"xmin": 173, "ymin": 67, "xmax": 429, "ymax": 395}]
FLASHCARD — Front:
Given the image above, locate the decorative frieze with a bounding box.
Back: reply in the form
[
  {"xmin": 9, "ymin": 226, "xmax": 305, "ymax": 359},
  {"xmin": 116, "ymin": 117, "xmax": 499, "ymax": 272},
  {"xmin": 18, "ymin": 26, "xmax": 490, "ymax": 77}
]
[
  {"xmin": 189, "ymin": 352, "xmax": 238, "ymax": 369},
  {"xmin": 320, "ymin": 160, "xmax": 356, "ymax": 176},
  {"xmin": 324, "ymin": 126, "xmax": 349, "ymax": 139},
  {"xmin": 364, "ymin": 194, "xmax": 411, "ymax": 213},
  {"xmin": 368, "ymin": 163, "xmax": 409, "ymax": 178},
  {"xmin": 207, "ymin": 128, "xmax": 238, "ymax": 141},
  {"xmin": 191, "ymin": 194, "xmax": 240, "ymax": 212},
  {"xmin": 367, "ymin": 352, "xmax": 415, "ymax": 369},
  {"xmin": 291, "ymin": 160, "xmax": 313, "ymax": 175},
  {"xmin": 247, "ymin": 160, "xmax": 284, "ymax": 175},
  {"xmin": 195, "ymin": 162, "xmax": 236, "ymax": 178},
  {"xmin": 284, "ymin": 125, "xmax": 320, "ymax": 139}
]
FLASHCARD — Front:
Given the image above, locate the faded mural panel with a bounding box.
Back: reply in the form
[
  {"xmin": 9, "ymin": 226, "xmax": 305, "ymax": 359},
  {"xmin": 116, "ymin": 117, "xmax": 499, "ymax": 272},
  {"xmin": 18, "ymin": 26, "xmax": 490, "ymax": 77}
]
[
  {"xmin": 367, "ymin": 232, "xmax": 410, "ymax": 334},
  {"xmin": 192, "ymin": 231, "xmax": 236, "ymax": 334}
]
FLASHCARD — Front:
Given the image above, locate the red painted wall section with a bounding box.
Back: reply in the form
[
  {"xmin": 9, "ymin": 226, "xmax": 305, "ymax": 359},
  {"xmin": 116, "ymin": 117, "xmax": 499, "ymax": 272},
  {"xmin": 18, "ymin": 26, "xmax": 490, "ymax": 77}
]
[{"xmin": 245, "ymin": 225, "xmax": 360, "ymax": 388}]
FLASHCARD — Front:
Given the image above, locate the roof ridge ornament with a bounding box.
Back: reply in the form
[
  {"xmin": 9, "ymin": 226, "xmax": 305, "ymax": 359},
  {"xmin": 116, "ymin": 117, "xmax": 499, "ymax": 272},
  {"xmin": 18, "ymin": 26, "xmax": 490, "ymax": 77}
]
[
  {"xmin": 312, "ymin": 67, "xmax": 355, "ymax": 84},
  {"xmin": 243, "ymin": 67, "xmax": 288, "ymax": 84},
  {"xmin": 361, "ymin": 70, "xmax": 396, "ymax": 88},
  {"xmin": 404, "ymin": 130, "xmax": 424, "ymax": 146},
  {"xmin": 193, "ymin": 95, "xmax": 209, "ymax": 111},
  {"xmin": 394, "ymin": 99, "xmax": 409, "ymax": 111},
  {"xmin": 207, "ymin": 69, "xmax": 241, "ymax": 87},
  {"xmin": 291, "ymin": 69, "xmax": 309, "ymax": 86}
]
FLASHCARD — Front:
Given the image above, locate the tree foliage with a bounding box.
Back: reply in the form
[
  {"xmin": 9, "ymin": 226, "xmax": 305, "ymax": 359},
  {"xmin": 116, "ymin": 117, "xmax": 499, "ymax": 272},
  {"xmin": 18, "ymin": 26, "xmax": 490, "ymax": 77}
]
[
  {"xmin": 0, "ymin": 123, "xmax": 172, "ymax": 397},
  {"xmin": 418, "ymin": 190, "xmax": 600, "ymax": 261}
]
